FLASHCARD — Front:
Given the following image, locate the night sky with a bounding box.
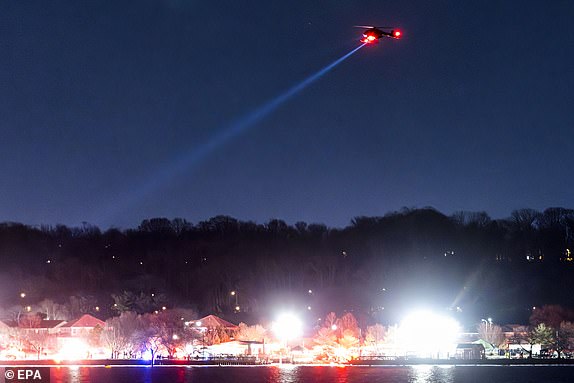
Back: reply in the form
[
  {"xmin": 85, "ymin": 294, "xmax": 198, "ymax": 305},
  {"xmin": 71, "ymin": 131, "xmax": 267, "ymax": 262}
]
[{"xmin": 1, "ymin": 1, "xmax": 573, "ymax": 229}]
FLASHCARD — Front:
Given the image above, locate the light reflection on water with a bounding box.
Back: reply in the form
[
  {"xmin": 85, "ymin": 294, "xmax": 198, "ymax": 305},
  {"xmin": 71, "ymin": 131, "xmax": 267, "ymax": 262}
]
[
  {"xmin": 45, "ymin": 364, "xmax": 574, "ymax": 383},
  {"xmin": 409, "ymin": 365, "xmax": 454, "ymax": 383},
  {"xmin": 52, "ymin": 366, "xmax": 92, "ymax": 383},
  {"xmin": 276, "ymin": 364, "xmax": 299, "ymax": 383}
]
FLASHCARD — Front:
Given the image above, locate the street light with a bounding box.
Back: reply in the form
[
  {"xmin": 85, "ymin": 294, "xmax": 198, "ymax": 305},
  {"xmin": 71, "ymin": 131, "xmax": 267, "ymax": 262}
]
[
  {"xmin": 481, "ymin": 318, "xmax": 493, "ymax": 334},
  {"xmin": 194, "ymin": 321, "xmax": 206, "ymax": 358},
  {"xmin": 17, "ymin": 293, "xmax": 27, "ymax": 326},
  {"xmin": 481, "ymin": 318, "xmax": 493, "ymax": 328},
  {"xmin": 231, "ymin": 291, "xmax": 240, "ymax": 312},
  {"xmin": 481, "ymin": 318, "xmax": 495, "ymax": 357}
]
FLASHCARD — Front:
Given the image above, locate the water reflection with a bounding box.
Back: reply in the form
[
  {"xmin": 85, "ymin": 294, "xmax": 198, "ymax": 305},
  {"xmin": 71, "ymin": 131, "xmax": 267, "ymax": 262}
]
[
  {"xmin": 39, "ymin": 364, "xmax": 572, "ymax": 383},
  {"xmin": 408, "ymin": 365, "xmax": 455, "ymax": 383},
  {"xmin": 276, "ymin": 364, "xmax": 298, "ymax": 383},
  {"xmin": 274, "ymin": 364, "xmax": 353, "ymax": 383},
  {"xmin": 334, "ymin": 366, "xmax": 350, "ymax": 383},
  {"xmin": 51, "ymin": 366, "xmax": 93, "ymax": 383},
  {"xmin": 142, "ymin": 367, "xmax": 152, "ymax": 383}
]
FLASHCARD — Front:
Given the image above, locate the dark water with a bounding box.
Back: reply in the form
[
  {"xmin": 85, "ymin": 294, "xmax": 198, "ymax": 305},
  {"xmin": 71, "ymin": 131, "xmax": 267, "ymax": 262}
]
[{"xmin": 47, "ymin": 365, "xmax": 574, "ymax": 383}]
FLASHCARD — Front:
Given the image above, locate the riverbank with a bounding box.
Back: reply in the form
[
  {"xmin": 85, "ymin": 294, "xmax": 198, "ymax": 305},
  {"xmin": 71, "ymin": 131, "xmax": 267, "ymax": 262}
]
[
  {"xmin": 2, "ymin": 357, "xmax": 574, "ymax": 367},
  {"xmin": 0, "ymin": 357, "xmax": 261, "ymax": 367},
  {"xmin": 348, "ymin": 357, "xmax": 574, "ymax": 366}
]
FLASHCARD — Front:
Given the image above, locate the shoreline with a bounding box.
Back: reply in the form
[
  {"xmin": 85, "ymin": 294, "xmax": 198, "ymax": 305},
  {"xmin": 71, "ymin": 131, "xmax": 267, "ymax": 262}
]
[
  {"xmin": 347, "ymin": 358, "xmax": 574, "ymax": 366},
  {"xmin": 2, "ymin": 358, "xmax": 574, "ymax": 367}
]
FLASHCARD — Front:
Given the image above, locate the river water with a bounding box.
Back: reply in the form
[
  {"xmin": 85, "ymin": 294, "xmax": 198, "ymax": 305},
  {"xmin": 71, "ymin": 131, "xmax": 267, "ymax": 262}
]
[{"xmin": 37, "ymin": 365, "xmax": 574, "ymax": 383}]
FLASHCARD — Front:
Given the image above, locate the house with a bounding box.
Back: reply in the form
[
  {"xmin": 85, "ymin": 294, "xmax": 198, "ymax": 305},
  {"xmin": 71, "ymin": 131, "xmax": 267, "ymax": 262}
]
[
  {"xmin": 53, "ymin": 315, "xmax": 107, "ymax": 360},
  {"xmin": 455, "ymin": 343, "xmax": 485, "ymax": 360},
  {"xmin": 56, "ymin": 314, "xmax": 105, "ymax": 337},
  {"xmin": 188, "ymin": 315, "xmax": 239, "ymax": 346},
  {"xmin": 17, "ymin": 320, "xmax": 67, "ymax": 335},
  {"xmin": 192, "ymin": 315, "xmax": 238, "ymax": 330}
]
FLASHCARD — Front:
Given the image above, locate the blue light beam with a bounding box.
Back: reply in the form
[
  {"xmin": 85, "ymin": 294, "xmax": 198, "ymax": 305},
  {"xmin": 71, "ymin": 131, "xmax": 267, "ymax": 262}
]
[{"xmin": 96, "ymin": 44, "xmax": 366, "ymax": 226}]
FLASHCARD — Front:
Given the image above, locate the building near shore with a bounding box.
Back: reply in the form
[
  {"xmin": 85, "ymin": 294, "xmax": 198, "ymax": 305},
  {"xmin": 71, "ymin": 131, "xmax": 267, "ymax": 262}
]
[{"xmin": 455, "ymin": 343, "xmax": 485, "ymax": 360}]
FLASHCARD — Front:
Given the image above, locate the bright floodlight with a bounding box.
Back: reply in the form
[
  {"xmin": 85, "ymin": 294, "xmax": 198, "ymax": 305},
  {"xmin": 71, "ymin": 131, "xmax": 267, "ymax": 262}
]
[
  {"xmin": 57, "ymin": 338, "xmax": 89, "ymax": 360},
  {"xmin": 272, "ymin": 313, "xmax": 303, "ymax": 341},
  {"xmin": 398, "ymin": 310, "xmax": 461, "ymax": 358}
]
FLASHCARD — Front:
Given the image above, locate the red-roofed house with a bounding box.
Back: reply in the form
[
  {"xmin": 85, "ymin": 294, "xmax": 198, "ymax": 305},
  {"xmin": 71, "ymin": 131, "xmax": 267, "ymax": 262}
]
[
  {"xmin": 188, "ymin": 315, "xmax": 239, "ymax": 346},
  {"xmin": 193, "ymin": 315, "xmax": 238, "ymax": 330},
  {"xmin": 57, "ymin": 314, "xmax": 105, "ymax": 337},
  {"xmin": 17, "ymin": 319, "xmax": 67, "ymax": 335}
]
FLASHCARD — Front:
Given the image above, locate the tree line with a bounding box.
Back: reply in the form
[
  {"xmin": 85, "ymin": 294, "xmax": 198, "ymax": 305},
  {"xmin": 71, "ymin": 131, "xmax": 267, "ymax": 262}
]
[{"xmin": 0, "ymin": 207, "xmax": 572, "ymax": 324}]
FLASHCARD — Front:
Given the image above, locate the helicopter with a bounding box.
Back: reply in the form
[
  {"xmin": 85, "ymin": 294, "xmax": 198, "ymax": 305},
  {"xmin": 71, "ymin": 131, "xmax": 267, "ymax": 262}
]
[{"xmin": 355, "ymin": 25, "xmax": 402, "ymax": 44}]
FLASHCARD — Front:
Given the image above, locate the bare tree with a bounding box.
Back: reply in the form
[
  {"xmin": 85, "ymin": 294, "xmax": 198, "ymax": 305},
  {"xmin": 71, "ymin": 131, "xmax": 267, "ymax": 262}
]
[
  {"xmin": 138, "ymin": 309, "xmax": 197, "ymax": 359},
  {"xmin": 235, "ymin": 323, "xmax": 268, "ymax": 355},
  {"xmin": 365, "ymin": 324, "xmax": 386, "ymax": 353},
  {"xmin": 324, "ymin": 312, "xmax": 338, "ymax": 330},
  {"xmin": 101, "ymin": 321, "xmax": 127, "ymax": 359},
  {"xmin": 38, "ymin": 299, "xmax": 69, "ymax": 320},
  {"xmin": 339, "ymin": 312, "xmax": 360, "ymax": 339},
  {"xmin": 15, "ymin": 313, "xmax": 50, "ymax": 360},
  {"xmin": 21, "ymin": 330, "xmax": 52, "ymax": 360},
  {"xmin": 313, "ymin": 327, "xmax": 337, "ymax": 361},
  {"xmin": 102, "ymin": 311, "xmax": 142, "ymax": 359},
  {"xmin": 235, "ymin": 323, "xmax": 267, "ymax": 342},
  {"xmin": 18, "ymin": 313, "xmax": 42, "ymax": 329},
  {"xmin": 477, "ymin": 322, "xmax": 505, "ymax": 349},
  {"xmin": 338, "ymin": 329, "xmax": 359, "ymax": 349}
]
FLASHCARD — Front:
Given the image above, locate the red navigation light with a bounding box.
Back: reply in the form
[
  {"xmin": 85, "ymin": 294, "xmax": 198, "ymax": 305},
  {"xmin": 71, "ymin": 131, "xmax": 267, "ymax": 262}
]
[{"xmin": 393, "ymin": 30, "xmax": 402, "ymax": 38}]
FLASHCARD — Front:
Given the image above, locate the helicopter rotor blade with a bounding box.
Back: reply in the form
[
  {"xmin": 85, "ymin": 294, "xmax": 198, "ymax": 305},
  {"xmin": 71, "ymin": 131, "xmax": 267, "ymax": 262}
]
[{"xmin": 354, "ymin": 25, "xmax": 395, "ymax": 29}]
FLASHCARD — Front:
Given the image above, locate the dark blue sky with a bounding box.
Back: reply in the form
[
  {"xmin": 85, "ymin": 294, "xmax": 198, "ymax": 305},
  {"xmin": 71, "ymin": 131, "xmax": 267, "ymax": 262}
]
[{"xmin": 1, "ymin": 0, "xmax": 573, "ymax": 229}]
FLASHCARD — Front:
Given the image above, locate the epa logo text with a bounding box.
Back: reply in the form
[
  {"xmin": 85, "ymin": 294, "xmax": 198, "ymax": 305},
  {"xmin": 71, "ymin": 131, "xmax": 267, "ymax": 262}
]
[{"xmin": 3, "ymin": 368, "xmax": 50, "ymax": 382}]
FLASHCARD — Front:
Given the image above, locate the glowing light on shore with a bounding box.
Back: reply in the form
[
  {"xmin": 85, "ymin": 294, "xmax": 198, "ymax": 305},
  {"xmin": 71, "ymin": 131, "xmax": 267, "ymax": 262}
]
[
  {"xmin": 272, "ymin": 313, "xmax": 303, "ymax": 341},
  {"xmin": 57, "ymin": 338, "xmax": 89, "ymax": 360},
  {"xmin": 398, "ymin": 310, "xmax": 460, "ymax": 358},
  {"xmin": 142, "ymin": 350, "xmax": 153, "ymax": 361}
]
